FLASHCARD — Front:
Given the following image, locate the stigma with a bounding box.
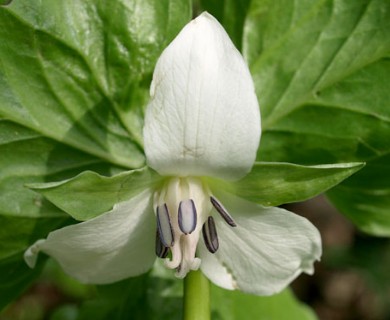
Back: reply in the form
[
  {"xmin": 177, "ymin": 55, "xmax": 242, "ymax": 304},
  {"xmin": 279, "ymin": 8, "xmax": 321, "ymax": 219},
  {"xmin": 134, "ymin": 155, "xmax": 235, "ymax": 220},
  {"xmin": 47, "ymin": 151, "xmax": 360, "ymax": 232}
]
[{"xmin": 153, "ymin": 177, "xmax": 236, "ymax": 278}]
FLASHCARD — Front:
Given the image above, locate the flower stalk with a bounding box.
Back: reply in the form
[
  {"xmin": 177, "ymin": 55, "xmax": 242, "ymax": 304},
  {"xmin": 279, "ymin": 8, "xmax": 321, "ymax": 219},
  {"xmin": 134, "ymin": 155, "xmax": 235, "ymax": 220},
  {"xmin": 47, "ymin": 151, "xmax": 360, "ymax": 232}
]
[{"xmin": 183, "ymin": 270, "xmax": 210, "ymax": 320}]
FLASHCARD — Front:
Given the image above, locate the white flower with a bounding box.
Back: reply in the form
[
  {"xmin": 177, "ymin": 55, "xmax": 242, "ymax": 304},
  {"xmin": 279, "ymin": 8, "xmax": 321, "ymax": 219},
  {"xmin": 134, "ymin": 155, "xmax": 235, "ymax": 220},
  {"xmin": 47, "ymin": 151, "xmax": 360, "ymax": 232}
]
[{"xmin": 24, "ymin": 12, "xmax": 321, "ymax": 296}]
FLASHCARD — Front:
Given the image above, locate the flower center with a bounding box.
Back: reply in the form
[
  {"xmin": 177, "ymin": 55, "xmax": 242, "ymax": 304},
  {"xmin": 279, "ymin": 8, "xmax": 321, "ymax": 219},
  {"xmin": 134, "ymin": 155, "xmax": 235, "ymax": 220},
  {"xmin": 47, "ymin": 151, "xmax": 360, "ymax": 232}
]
[{"xmin": 153, "ymin": 177, "xmax": 236, "ymax": 278}]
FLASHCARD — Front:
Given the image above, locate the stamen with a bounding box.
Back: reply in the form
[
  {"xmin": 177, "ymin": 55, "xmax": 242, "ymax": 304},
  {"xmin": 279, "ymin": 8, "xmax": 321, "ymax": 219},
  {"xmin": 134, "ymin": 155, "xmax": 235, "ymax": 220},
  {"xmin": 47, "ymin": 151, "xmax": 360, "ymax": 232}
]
[
  {"xmin": 202, "ymin": 216, "xmax": 219, "ymax": 253},
  {"xmin": 155, "ymin": 230, "xmax": 169, "ymax": 258},
  {"xmin": 156, "ymin": 204, "xmax": 174, "ymax": 247},
  {"xmin": 178, "ymin": 199, "xmax": 197, "ymax": 234},
  {"xmin": 210, "ymin": 196, "xmax": 236, "ymax": 227}
]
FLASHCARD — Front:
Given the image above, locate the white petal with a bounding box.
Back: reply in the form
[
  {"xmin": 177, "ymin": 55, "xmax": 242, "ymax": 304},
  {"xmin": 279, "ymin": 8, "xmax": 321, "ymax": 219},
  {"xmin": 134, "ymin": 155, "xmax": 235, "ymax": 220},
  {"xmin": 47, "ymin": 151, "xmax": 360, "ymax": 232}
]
[
  {"xmin": 24, "ymin": 189, "xmax": 156, "ymax": 284},
  {"xmin": 144, "ymin": 12, "xmax": 261, "ymax": 181},
  {"xmin": 199, "ymin": 192, "xmax": 322, "ymax": 295}
]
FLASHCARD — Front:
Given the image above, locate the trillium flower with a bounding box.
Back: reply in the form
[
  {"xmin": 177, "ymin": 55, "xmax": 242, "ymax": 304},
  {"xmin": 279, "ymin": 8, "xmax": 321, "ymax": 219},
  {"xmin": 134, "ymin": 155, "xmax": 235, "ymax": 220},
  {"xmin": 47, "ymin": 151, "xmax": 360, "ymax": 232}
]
[{"xmin": 24, "ymin": 12, "xmax": 321, "ymax": 296}]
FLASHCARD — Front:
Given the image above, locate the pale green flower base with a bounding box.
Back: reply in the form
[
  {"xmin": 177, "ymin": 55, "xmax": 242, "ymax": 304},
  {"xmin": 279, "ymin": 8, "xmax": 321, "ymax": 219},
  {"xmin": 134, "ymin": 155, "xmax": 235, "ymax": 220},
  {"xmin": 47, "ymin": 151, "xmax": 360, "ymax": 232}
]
[{"xmin": 184, "ymin": 270, "xmax": 210, "ymax": 320}]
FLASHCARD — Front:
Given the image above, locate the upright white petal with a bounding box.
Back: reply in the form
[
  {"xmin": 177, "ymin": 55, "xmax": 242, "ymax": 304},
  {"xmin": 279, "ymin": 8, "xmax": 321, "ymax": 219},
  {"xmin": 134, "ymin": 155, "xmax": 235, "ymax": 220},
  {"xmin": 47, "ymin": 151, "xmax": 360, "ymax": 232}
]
[
  {"xmin": 144, "ymin": 12, "xmax": 261, "ymax": 181},
  {"xmin": 24, "ymin": 189, "xmax": 156, "ymax": 284},
  {"xmin": 199, "ymin": 192, "xmax": 322, "ymax": 296}
]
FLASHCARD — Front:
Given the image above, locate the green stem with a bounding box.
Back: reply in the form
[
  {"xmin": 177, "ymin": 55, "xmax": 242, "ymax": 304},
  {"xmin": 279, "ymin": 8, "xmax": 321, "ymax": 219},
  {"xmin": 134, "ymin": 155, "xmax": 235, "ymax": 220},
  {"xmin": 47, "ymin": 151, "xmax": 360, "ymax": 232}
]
[{"xmin": 183, "ymin": 270, "xmax": 210, "ymax": 320}]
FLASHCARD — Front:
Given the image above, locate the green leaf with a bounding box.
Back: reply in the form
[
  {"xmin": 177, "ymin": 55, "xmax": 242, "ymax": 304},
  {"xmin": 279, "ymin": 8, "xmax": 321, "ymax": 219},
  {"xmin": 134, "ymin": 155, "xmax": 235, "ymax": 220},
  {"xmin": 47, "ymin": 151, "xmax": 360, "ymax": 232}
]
[
  {"xmin": 29, "ymin": 167, "xmax": 162, "ymax": 221},
  {"xmin": 210, "ymin": 162, "xmax": 364, "ymax": 206},
  {"xmin": 327, "ymin": 153, "xmax": 390, "ymax": 236},
  {"xmin": 0, "ymin": 0, "xmax": 191, "ymax": 168},
  {"xmin": 0, "ymin": 120, "xmax": 90, "ymax": 257},
  {"xmin": 0, "ymin": 119, "xmax": 118, "ymax": 309},
  {"xmin": 246, "ymin": 0, "xmax": 389, "ymax": 123},
  {"xmin": 0, "ymin": 121, "xmax": 135, "ymax": 310},
  {"xmin": 244, "ymin": 0, "xmax": 390, "ymax": 235},
  {"xmin": 211, "ymin": 285, "xmax": 317, "ymax": 320},
  {"xmin": 198, "ymin": 0, "xmax": 251, "ymax": 50},
  {"xmin": 259, "ymin": 59, "xmax": 390, "ymax": 164}
]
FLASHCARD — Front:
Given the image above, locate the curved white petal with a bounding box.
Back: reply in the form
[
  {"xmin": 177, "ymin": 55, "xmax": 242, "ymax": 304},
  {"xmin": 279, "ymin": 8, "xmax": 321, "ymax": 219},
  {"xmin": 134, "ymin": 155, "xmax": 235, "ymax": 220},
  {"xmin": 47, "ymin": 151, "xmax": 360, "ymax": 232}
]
[
  {"xmin": 199, "ymin": 192, "xmax": 322, "ymax": 295},
  {"xmin": 144, "ymin": 12, "xmax": 261, "ymax": 181},
  {"xmin": 24, "ymin": 189, "xmax": 156, "ymax": 284}
]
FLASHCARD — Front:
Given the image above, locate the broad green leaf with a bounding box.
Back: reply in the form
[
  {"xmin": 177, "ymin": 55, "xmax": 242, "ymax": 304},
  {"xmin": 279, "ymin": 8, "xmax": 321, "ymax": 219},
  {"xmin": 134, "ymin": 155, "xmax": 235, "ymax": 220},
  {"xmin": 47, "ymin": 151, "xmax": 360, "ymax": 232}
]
[
  {"xmin": 211, "ymin": 286, "xmax": 317, "ymax": 320},
  {"xmin": 198, "ymin": 0, "xmax": 251, "ymax": 50},
  {"xmin": 0, "ymin": 0, "xmax": 191, "ymax": 168},
  {"xmin": 29, "ymin": 167, "xmax": 162, "ymax": 221},
  {"xmin": 243, "ymin": 0, "xmax": 390, "ymax": 235},
  {"xmin": 0, "ymin": 9, "xmax": 143, "ymax": 168},
  {"xmin": 258, "ymin": 59, "xmax": 390, "ymax": 235},
  {"xmin": 327, "ymin": 153, "xmax": 390, "ymax": 236},
  {"xmin": 259, "ymin": 59, "xmax": 390, "ymax": 164},
  {"xmin": 246, "ymin": 0, "xmax": 389, "ymax": 123},
  {"xmin": 209, "ymin": 162, "xmax": 364, "ymax": 206},
  {"xmin": 0, "ymin": 119, "xmax": 118, "ymax": 309},
  {"xmin": 0, "ymin": 120, "xmax": 91, "ymax": 258}
]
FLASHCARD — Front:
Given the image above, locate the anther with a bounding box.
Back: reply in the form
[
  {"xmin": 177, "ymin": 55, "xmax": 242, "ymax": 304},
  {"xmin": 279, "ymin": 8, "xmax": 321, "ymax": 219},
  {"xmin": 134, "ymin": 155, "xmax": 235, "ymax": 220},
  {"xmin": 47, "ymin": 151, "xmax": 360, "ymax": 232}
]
[
  {"xmin": 202, "ymin": 216, "xmax": 219, "ymax": 253},
  {"xmin": 156, "ymin": 204, "xmax": 174, "ymax": 247},
  {"xmin": 155, "ymin": 230, "xmax": 169, "ymax": 258},
  {"xmin": 178, "ymin": 199, "xmax": 197, "ymax": 234},
  {"xmin": 210, "ymin": 196, "xmax": 236, "ymax": 227}
]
